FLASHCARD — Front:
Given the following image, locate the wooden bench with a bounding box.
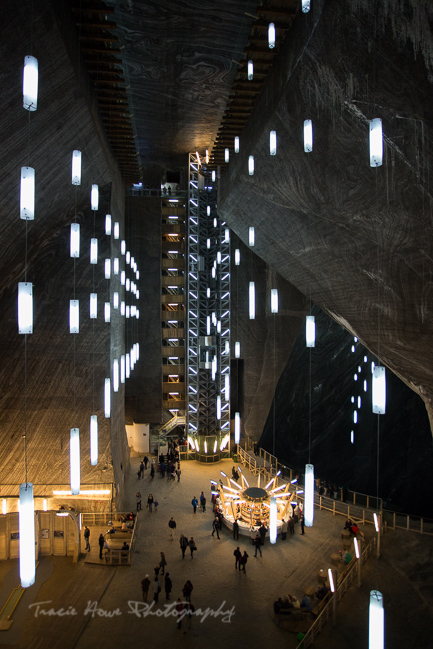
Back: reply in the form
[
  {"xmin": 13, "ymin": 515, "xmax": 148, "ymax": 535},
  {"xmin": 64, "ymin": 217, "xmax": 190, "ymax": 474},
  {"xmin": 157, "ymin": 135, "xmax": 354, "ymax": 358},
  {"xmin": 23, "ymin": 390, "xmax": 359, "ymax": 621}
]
[{"xmin": 104, "ymin": 549, "xmax": 130, "ymax": 565}]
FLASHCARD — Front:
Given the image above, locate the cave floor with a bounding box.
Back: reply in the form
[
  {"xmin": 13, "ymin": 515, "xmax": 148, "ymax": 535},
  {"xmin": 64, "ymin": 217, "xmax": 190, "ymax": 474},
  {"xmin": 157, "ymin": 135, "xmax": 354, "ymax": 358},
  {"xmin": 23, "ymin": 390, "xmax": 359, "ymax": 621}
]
[{"xmin": 0, "ymin": 454, "xmax": 432, "ymax": 649}]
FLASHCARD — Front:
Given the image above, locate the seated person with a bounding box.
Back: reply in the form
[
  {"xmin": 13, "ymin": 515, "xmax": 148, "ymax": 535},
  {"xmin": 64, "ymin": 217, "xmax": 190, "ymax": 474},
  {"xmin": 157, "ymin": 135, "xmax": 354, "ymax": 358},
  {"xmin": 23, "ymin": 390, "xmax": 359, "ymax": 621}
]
[
  {"xmin": 350, "ymin": 523, "xmax": 359, "ymax": 536},
  {"xmin": 282, "ymin": 595, "xmax": 295, "ymax": 608},
  {"xmin": 342, "ymin": 550, "xmax": 352, "ymax": 564},
  {"xmin": 107, "ymin": 526, "xmax": 116, "ymax": 535},
  {"xmin": 127, "ymin": 512, "xmax": 136, "ymax": 521},
  {"xmin": 121, "ymin": 542, "xmax": 130, "ymax": 551},
  {"xmin": 316, "ymin": 584, "xmax": 329, "ymax": 600},
  {"xmin": 300, "ymin": 596, "xmax": 312, "ymax": 612},
  {"xmin": 344, "ymin": 518, "xmax": 353, "ymax": 530},
  {"xmin": 291, "ymin": 595, "xmax": 300, "ymax": 609},
  {"xmin": 121, "ymin": 522, "xmax": 128, "ymax": 531}
]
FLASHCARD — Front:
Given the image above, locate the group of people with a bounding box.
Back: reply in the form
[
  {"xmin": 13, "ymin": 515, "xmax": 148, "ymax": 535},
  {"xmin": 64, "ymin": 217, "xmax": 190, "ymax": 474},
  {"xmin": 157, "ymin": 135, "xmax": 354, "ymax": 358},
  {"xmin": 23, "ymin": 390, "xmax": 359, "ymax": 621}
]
[
  {"xmin": 344, "ymin": 518, "xmax": 365, "ymax": 540},
  {"xmin": 233, "ymin": 547, "xmax": 249, "ymax": 572}
]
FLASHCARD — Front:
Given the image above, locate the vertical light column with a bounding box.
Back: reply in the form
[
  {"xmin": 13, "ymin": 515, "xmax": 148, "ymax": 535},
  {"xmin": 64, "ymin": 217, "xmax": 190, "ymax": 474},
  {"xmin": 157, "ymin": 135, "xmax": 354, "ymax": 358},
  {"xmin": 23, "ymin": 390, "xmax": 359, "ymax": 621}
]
[
  {"xmin": 249, "ymin": 282, "xmax": 255, "ymax": 320},
  {"xmin": 304, "ymin": 119, "xmax": 313, "ymax": 152},
  {"xmin": 23, "ymin": 56, "xmax": 38, "ymax": 111},
  {"xmin": 70, "ymin": 223, "xmax": 80, "ymax": 258},
  {"xmin": 306, "ymin": 315, "xmax": 315, "ymax": 347},
  {"xmin": 270, "ymin": 130, "xmax": 277, "ymax": 155},
  {"xmin": 304, "ymin": 463, "xmax": 315, "ymax": 526},
  {"xmin": 372, "ymin": 366, "xmax": 386, "ymax": 413},
  {"xmin": 247, "ymin": 60, "xmax": 253, "ymax": 80},
  {"xmin": 249, "ymin": 227, "xmax": 255, "ymax": 247},
  {"xmin": 69, "ymin": 300, "xmax": 79, "ymax": 333},
  {"xmin": 270, "ymin": 496, "xmax": 277, "ymax": 543},
  {"xmin": 71, "ymin": 150, "xmax": 81, "ymax": 185},
  {"xmin": 70, "ymin": 428, "xmax": 80, "ymax": 495},
  {"xmin": 20, "ymin": 167, "xmax": 35, "ymax": 220},
  {"xmin": 268, "ymin": 23, "xmax": 275, "ymax": 48},
  {"xmin": 369, "ymin": 118, "xmax": 383, "ymax": 167},
  {"xmin": 91, "ymin": 184, "xmax": 99, "ymax": 211},
  {"xmin": 18, "ymin": 283, "xmax": 33, "ymax": 334},
  {"xmin": 19, "ymin": 483, "xmax": 35, "ymax": 588},
  {"xmin": 248, "ymin": 155, "xmax": 255, "ymax": 175},
  {"xmin": 104, "ymin": 378, "xmax": 111, "ymax": 417},
  {"xmin": 90, "ymin": 415, "xmax": 98, "ymax": 466},
  {"xmin": 234, "ymin": 136, "xmax": 240, "ymax": 153},
  {"xmin": 271, "ymin": 288, "xmax": 278, "ymax": 314},
  {"xmin": 369, "ymin": 591, "xmax": 384, "ymax": 649}
]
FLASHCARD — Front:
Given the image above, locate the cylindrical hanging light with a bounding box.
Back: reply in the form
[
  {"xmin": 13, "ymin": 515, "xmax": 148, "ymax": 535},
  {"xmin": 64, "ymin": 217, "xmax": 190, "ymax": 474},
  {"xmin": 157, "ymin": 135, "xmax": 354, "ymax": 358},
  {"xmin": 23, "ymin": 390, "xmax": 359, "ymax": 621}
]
[
  {"xmin": 248, "ymin": 155, "xmax": 254, "ymax": 175},
  {"xmin": 71, "ymin": 150, "xmax": 82, "ymax": 185},
  {"xmin": 306, "ymin": 315, "xmax": 315, "ymax": 347},
  {"xmin": 89, "ymin": 293, "xmax": 97, "ymax": 319},
  {"xmin": 249, "ymin": 226, "xmax": 255, "ymax": 247},
  {"xmin": 113, "ymin": 258, "xmax": 119, "ymax": 275},
  {"xmin": 105, "ymin": 214, "xmax": 112, "ymax": 236},
  {"xmin": 19, "ymin": 482, "xmax": 35, "ymax": 588},
  {"xmin": 268, "ymin": 23, "xmax": 276, "ymax": 48},
  {"xmin": 105, "ymin": 259, "xmax": 111, "ymax": 279},
  {"xmin": 270, "ymin": 130, "xmax": 277, "ymax": 155},
  {"xmin": 120, "ymin": 270, "xmax": 125, "ymax": 286},
  {"xmin": 271, "ymin": 288, "xmax": 278, "ymax": 314},
  {"xmin": 91, "ymin": 184, "xmax": 99, "ymax": 211},
  {"xmin": 126, "ymin": 278, "xmax": 130, "ymax": 291},
  {"xmin": 369, "ymin": 591, "xmax": 384, "ymax": 649},
  {"xmin": 234, "ymin": 136, "xmax": 240, "ymax": 153},
  {"xmin": 126, "ymin": 305, "xmax": 130, "ymax": 319},
  {"xmin": 369, "ymin": 118, "xmax": 383, "ymax": 167},
  {"xmin": 225, "ymin": 148, "xmax": 229, "ymax": 163},
  {"xmin": 120, "ymin": 354, "xmax": 125, "ymax": 384},
  {"xmin": 43, "ymin": 499, "xmax": 47, "ymax": 512},
  {"xmin": 113, "ymin": 292, "xmax": 119, "ymax": 309},
  {"xmin": 225, "ymin": 228, "xmax": 230, "ymax": 243},
  {"xmin": 302, "ymin": 0, "xmax": 310, "ymax": 13},
  {"xmin": 247, "ymin": 59, "xmax": 253, "ymax": 80},
  {"xmin": 2, "ymin": 499, "xmax": 6, "ymax": 515},
  {"xmin": 104, "ymin": 302, "xmax": 110, "ymax": 323},
  {"xmin": 216, "ymin": 395, "xmax": 221, "ymax": 420},
  {"xmin": 69, "ymin": 300, "xmax": 79, "ymax": 334},
  {"xmin": 372, "ymin": 366, "xmax": 386, "ymax": 414},
  {"xmin": 90, "ymin": 415, "xmax": 98, "ymax": 466},
  {"xmin": 235, "ymin": 249, "xmax": 240, "ymax": 265},
  {"xmin": 114, "ymin": 222, "xmax": 120, "ymax": 239},
  {"xmin": 249, "ymin": 282, "xmax": 255, "ymax": 320},
  {"xmin": 18, "ymin": 282, "xmax": 33, "ymax": 334},
  {"xmin": 113, "ymin": 358, "xmax": 119, "ymax": 393},
  {"xmin": 70, "ymin": 428, "xmax": 80, "ymax": 495},
  {"xmin": 225, "ymin": 340, "xmax": 230, "ymax": 354},
  {"xmin": 120, "ymin": 301, "xmax": 125, "ymax": 316},
  {"xmin": 224, "ymin": 374, "xmax": 230, "ymax": 402},
  {"xmin": 104, "ymin": 378, "xmax": 111, "ymax": 418},
  {"xmin": 304, "ymin": 463, "xmax": 315, "ymax": 526},
  {"xmin": 121, "ymin": 240, "xmax": 126, "ymax": 255},
  {"xmin": 270, "ymin": 496, "xmax": 277, "ymax": 543},
  {"xmin": 304, "ymin": 119, "xmax": 313, "ymax": 152},
  {"xmin": 235, "ymin": 412, "xmax": 241, "ymax": 444},
  {"xmin": 23, "ymin": 56, "xmax": 38, "ymax": 111},
  {"xmin": 126, "ymin": 353, "xmax": 130, "ymax": 379},
  {"xmin": 90, "ymin": 238, "xmax": 98, "ymax": 264},
  {"xmin": 212, "ymin": 170, "xmax": 216, "ymax": 182},
  {"xmin": 20, "ymin": 167, "xmax": 35, "ymax": 220},
  {"xmin": 235, "ymin": 341, "xmax": 241, "ymax": 358},
  {"xmin": 70, "ymin": 223, "xmax": 80, "ymax": 258}
]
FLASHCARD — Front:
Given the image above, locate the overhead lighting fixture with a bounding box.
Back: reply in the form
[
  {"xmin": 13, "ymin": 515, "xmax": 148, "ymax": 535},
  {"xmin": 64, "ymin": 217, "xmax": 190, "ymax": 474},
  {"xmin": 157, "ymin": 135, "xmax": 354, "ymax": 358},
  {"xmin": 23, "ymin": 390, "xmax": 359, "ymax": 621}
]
[
  {"xmin": 304, "ymin": 464, "xmax": 314, "ymax": 526},
  {"xmin": 212, "ymin": 170, "xmax": 216, "ymax": 182},
  {"xmin": 104, "ymin": 378, "xmax": 111, "ymax": 417},
  {"xmin": 234, "ymin": 136, "xmax": 240, "ymax": 153},
  {"xmin": 306, "ymin": 315, "xmax": 315, "ymax": 347},
  {"xmin": 270, "ymin": 130, "xmax": 277, "ymax": 155},
  {"xmin": 270, "ymin": 496, "xmax": 277, "ymax": 543},
  {"xmin": 235, "ymin": 249, "xmax": 240, "ymax": 265},
  {"xmin": 369, "ymin": 118, "xmax": 383, "ymax": 167},
  {"xmin": 114, "ymin": 222, "xmax": 120, "ymax": 239},
  {"xmin": 249, "ymin": 282, "xmax": 255, "ymax": 320},
  {"xmin": 113, "ymin": 258, "xmax": 119, "ymax": 275},
  {"xmin": 69, "ymin": 428, "xmax": 80, "ymax": 496},
  {"xmin": 90, "ymin": 415, "xmax": 98, "ymax": 466},
  {"xmin": 369, "ymin": 591, "xmax": 384, "ymax": 649},
  {"xmin": 271, "ymin": 288, "xmax": 278, "ymax": 314},
  {"xmin": 235, "ymin": 412, "xmax": 241, "ymax": 444},
  {"xmin": 372, "ymin": 366, "xmax": 386, "ymax": 414},
  {"xmin": 104, "ymin": 302, "xmax": 110, "ymax": 323},
  {"xmin": 225, "ymin": 148, "xmax": 229, "ymax": 163},
  {"xmin": 90, "ymin": 238, "xmax": 98, "ymax": 265},
  {"xmin": 70, "ymin": 223, "xmax": 80, "ymax": 258},
  {"xmin": 18, "ymin": 282, "xmax": 33, "ymax": 334},
  {"xmin": 69, "ymin": 300, "xmax": 79, "ymax": 334},
  {"xmin": 248, "ymin": 155, "xmax": 254, "ymax": 175},
  {"xmin": 302, "ymin": 0, "xmax": 311, "ymax": 13},
  {"xmin": 235, "ymin": 341, "xmax": 240, "ymax": 358},
  {"xmin": 23, "ymin": 55, "xmax": 38, "ymax": 111},
  {"xmin": 113, "ymin": 359, "xmax": 119, "ymax": 393},
  {"xmin": 20, "ymin": 167, "xmax": 35, "ymax": 220},
  {"xmin": 71, "ymin": 150, "xmax": 81, "ymax": 186},
  {"xmin": 304, "ymin": 119, "xmax": 313, "ymax": 152},
  {"xmin": 105, "ymin": 214, "xmax": 112, "ymax": 235},
  {"xmin": 249, "ymin": 226, "xmax": 255, "ymax": 247},
  {"xmin": 89, "ymin": 293, "xmax": 97, "ymax": 319},
  {"xmin": 247, "ymin": 59, "xmax": 253, "ymax": 80},
  {"xmin": 268, "ymin": 23, "xmax": 276, "ymax": 48},
  {"xmin": 19, "ymin": 483, "xmax": 35, "ymax": 588},
  {"xmin": 91, "ymin": 184, "xmax": 99, "ymax": 211}
]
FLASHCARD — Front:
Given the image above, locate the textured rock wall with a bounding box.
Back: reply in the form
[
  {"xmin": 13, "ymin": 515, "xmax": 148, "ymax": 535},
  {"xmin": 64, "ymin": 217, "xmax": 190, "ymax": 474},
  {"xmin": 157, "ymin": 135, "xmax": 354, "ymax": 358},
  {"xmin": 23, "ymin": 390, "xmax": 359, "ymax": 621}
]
[
  {"xmin": 218, "ymin": 0, "xmax": 433, "ymax": 432},
  {"xmin": 0, "ymin": 1, "xmax": 130, "ymax": 508}
]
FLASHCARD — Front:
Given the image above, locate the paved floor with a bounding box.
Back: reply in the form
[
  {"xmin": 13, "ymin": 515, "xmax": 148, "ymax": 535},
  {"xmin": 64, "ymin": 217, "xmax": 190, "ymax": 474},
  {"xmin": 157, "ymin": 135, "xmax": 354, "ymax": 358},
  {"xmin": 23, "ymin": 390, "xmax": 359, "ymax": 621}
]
[{"xmin": 0, "ymin": 452, "xmax": 432, "ymax": 649}]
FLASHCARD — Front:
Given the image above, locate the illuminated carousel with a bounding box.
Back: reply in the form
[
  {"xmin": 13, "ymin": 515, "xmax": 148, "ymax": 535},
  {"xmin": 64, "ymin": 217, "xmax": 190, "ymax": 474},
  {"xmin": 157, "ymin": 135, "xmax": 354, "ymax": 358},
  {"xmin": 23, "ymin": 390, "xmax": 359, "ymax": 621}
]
[{"xmin": 211, "ymin": 468, "xmax": 302, "ymax": 538}]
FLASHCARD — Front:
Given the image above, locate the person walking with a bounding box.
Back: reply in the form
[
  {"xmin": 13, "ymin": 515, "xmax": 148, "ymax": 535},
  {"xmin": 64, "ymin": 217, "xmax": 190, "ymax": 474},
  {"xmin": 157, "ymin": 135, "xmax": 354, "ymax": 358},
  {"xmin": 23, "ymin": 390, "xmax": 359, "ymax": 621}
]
[
  {"xmin": 281, "ymin": 519, "xmax": 288, "ymax": 541},
  {"xmin": 98, "ymin": 533, "xmax": 105, "ymax": 559},
  {"xmin": 259, "ymin": 522, "xmax": 267, "ymax": 546},
  {"xmin": 300, "ymin": 513, "xmax": 305, "ymax": 535},
  {"xmin": 147, "ymin": 493, "xmax": 154, "ymax": 512},
  {"xmin": 234, "ymin": 546, "xmax": 242, "ymax": 570},
  {"xmin": 136, "ymin": 491, "xmax": 142, "ymax": 511},
  {"xmin": 176, "ymin": 599, "xmax": 184, "ymax": 629},
  {"xmin": 212, "ymin": 516, "xmax": 220, "ymax": 539},
  {"xmin": 159, "ymin": 551, "xmax": 167, "ymax": 575},
  {"xmin": 240, "ymin": 550, "xmax": 249, "ymax": 573},
  {"xmin": 141, "ymin": 574, "xmax": 150, "ymax": 601},
  {"xmin": 83, "ymin": 526, "xmax": 91, "ymax": 552},
  {"xmin": 143, "ymin": 455, "xmax": 149, "ymax": 470},
  {"xmin": 182, "ymin": 580, "xmax": 193, "ymax": 602},
  {"xmin": 153, "ymin": 576, "xmax": 161, "ymax": 603},
  {"xmin": 150, "ymin": 463, "xmax": 155, "ymax": 479},
  {"xmin": 168, "ymin": 517, "xmax": 177, "ymax": 539},
  {"xmin": 176, "ymin": 467, "xmax": 181, "ymax": 482},
  {"xmin": 200, "ymin": 491, "xmax": 206, "ymax": 513},
  {"xmin": 139, "ymin": 461, "xmax": 144, "ymax": 478},
  {"xmin": 189, "ymin": 537, "xmax": 196, "ymax": 559},
  {"xmin": 164, "ymin": 572, "xmax": 172, "ymax": 600},
  {"xmin": 180, "ymin": 534, "xmax": 188, "ymax": 559},
  {"xmin": 254, "ymin": 534, "xmax": 262, "ymax": 557},
  {"xmin": 233, "ymin": 518, "xmax": 239, "ymax": 540},
  {"xmin": 191, "ymin": 496, "xmax": 198, "ymax": 513}
]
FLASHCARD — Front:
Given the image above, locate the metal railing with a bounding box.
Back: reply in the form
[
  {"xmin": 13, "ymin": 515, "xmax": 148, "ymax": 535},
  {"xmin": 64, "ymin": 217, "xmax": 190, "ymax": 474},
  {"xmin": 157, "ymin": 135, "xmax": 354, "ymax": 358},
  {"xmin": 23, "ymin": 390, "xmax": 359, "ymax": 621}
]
[{"xmin": 295, "ymin": 535, "xmax": 377, "ymax": 648}]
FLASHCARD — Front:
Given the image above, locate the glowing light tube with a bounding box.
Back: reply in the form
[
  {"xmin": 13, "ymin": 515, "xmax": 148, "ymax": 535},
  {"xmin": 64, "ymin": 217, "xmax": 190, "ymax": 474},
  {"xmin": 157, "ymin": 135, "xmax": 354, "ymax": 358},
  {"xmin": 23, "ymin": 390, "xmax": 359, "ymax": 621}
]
[
  {"xmin": 304, "ymin": 463, "xmax": 314, "ymax": 526},
  {"xmin": 104, "ymin": 378, "xmax": 111, "ymax": 418},
  {"xmin": 91, "ymin": 184, "xmax": 99, "ymax": 211},
  {"xmin": 70, "ymin": 223, "xmax": 80, "ymax": 258},
  {"xmin": 304, "ymin": 119, "xmax": 313, "ymax": 152},
  {"xmin": 248, "ymin": 155, "xmax": 254, "ymax": 175},
  {"xmin": 104, "ymin": 259, "xmax": 111, "ymax": 279},
  {"xmin": 19, "ymin": 483, "xmax": 35, "ymax": 588},
  {"xmin": 225, "ymin": 148, "xmax": 229, "ymax": 163},
  {"xmin": 23, "ymin": 56, "xmax": 38, "ymax": 111},
  {"xmin": 235, "ymin": 341, "xmax": 241, "ymax": 358},
  {"xmin": 90, "ymin": 238, "xmax": 98, "ymax": 264},
  {"xmin": 306, "ymin": 315, "xmax": 315, "ymax": 347},
  {"xmin": 18, "ymin": 282, "xmax": 33, "ymax": 334},
  {"xmin": 302, "ymin": 0, "xmax": 310, "ymax": 14},
  {"xmin": 20, "ymin": 167, "xmax": 35, "ymax": 220},
  {"xmin": 235, "ymin": 412, "xmax": 241, "ymax": 444},
  {"xmin": 89, "ymin": 293, "xmax": 97, "ymax": 319},
  {"xmin": 249, "ymin": 282, "xmax": 255, "ymax": 320},
  {"xmin": 114, "ymin": 222, "xmax": 120, "ymax": 239},
  {"xmin": 372, "ymin": 366, "xmax": 386, "ymax": 414},
  {"xmin": 224, "ymin": 374, "xmax": 230, "ymax": 402},
  {"xmin": 234, "ymin": 136, "xmax": 240, "ymax": 153},
  {"xmin": 216, "ymin": 395, "xmax": 221, "ymax": 420},
  {"xmin": 90, "ymin": 415, "xmax": 98, "ymax": 466},
  {"xmin": 105, "ymin": 214, "xmax": 112, "ymax": 235},
  {"xmin": 271, "ymin": 288, "xmax": 278, "ymax": 314},
  {"xmin": 69, "ymin": 300, "xmax": 79, "ymax": 334},
  {"xmin": 104, "ymin": 302, "xmax": 110, "ymax": 323},
  {"xmin": 268, "ymin": 23, "xmax": 275, "ymax": 48},
  {"xmin": 113, "ymin": 358, "xmax": 119, "ymax": 393},
  {"xmin": 249, "ymin": 226, "xmax": 255, "ymax": 247},
  {"xmin": 247, "ymin": 60, "xmax": 253, "ymax": 80},
  {"xmin": 235, "ymin": 249, "xmax": 240, "ymax": 265},
  {"xmin": 70, "ymin": 428, "xmax": 80, "ymax": 495},
  {"xmin": 71, "ymin": 150, "xmax": 81, "ymax": 185},
  {"xmin": 270, "ymin": 497, "xmax": 277, "ymax": 543},
  {"xmin": 369, "ymin": 591, "xmax": 384, "ymax": 649},
  {"xmin": 120, "ymin": 355, "xmax": 125, "ymax": 384},
  {"xmin": 270, "ymin": 130, "xmax": 277, "ymax": 155},
  {"xmin": 370, "ymin": 118, "xmax": 383, "ymax": 167}
]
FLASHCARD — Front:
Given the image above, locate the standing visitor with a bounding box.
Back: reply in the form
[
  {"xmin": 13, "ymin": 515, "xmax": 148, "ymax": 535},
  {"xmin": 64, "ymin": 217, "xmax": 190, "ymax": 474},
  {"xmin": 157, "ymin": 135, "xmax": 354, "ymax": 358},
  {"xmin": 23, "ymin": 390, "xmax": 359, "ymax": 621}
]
[
  {"xmin": 136, "ymin": 491, "xmax": 142, "ymax": 511},
  {"xmin": 234, "ymin": 546, "xmax": 242, "ymax": 570},
  {"xmin": 83, "ymin": 526, "xmax": 91, "ymax": 552},
  {"xmin": 98, "ymin": 533, "xmax": 105, "ymax": 559},
  {"xmin": 180, "ymin": 534, "xmax": 188, "ymax": 559},
  {"xmin": 189, "ymin": 537, "xmax": 197, "ymax": 558},
  {"xmin": 153, "ymin": 576, "xmax": 161, "ymax": 602},
  {"xmin": 164, "ymin": 572, "xmax": 172, "ymax": 600},
  {"xmin": 168, "ymin": 517, "xmax": 177, "ymax": 539},
  {"xmin": 191, "ymin": 496, "xmax": 198, "ymax": 513},
  {"xmin": 147, "ymin": 493, "xmax": 154, "ymax": 512},
  {"xmin": 141, "ymin": 574, "xmax": 150, "ymax": 601}
]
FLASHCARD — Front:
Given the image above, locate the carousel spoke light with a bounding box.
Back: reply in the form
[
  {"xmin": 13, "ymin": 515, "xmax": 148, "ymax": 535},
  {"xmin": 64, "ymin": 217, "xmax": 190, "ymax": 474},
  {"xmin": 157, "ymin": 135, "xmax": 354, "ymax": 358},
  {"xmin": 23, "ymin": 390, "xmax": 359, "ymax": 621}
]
[
  {"xmin": 268, "ymin": 23, "xmax": 275, "ymax": 48},
  {"xmin": 372, "ymin": 366, "xmax": 386, "ymax": 414},
  {"xmin": 369, "ymin": 590, "xmax": 384, "ymax": 649},
  {"xmin": 18, "ymin": 282, "xmax": 33, "ymax": 334},
  {"xmin": 304, "ymin": 464, "xmax": 314, "ymax": 526},
  {"xmin": 248, "ymin": 155, "xmax": 254, "ymax": 175},
  {"xmin": 249, "ymin": 282, "xmax": 255, "ymax": 320},
  {"xmin": 270, "ymin": 130, "xmax": 277, "ymax": 155},
  {"xmin": 304, "ymin": 119, "xmax": 313, "ymax": 152},
  {"xmin": 71, "ymin": 150, "xmax": 81, "ymax": 185},
  {"xmin": 306, "ymin": 315, "xmax": 315, "ymax": 347},
  {"xmin": 70, "ymin": 223, "xmax": 80, "ymax": 258},
  {"xmin": 91, "ymin": 184, "xmax": 99, "ymax": 211},
  {"xmin": 90, "ymin": 415, "xmax": 98, "ymax": 466},
  {"xmin": 19, "ymin": 483, "xmax": 35, "ymax": 588},
  {"xmin": 69, "ymin": 428, "xmax": 80, "ymax": 495},
  {"xmin": 370, "ymin": 118, "xmax": 383, "ymax": 167},
  {"xmin": 23, "ymin": 56, "xmax": 38, "ymax": 111},
  {"xmin": 20, "ymin": 167, "xmax": 35, "ymax": 220},
  {"xmin": 69, "ymin": 300, "xmax": 79, "ymax": 334}
]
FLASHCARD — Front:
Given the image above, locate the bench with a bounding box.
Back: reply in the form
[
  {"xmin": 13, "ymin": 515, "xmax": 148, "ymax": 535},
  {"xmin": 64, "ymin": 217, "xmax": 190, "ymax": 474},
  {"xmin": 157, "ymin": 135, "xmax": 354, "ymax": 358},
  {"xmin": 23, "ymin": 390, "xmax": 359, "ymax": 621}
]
[{"xmin": 104, "ymin": 549, "xmax": 130, "ymax": 565}]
